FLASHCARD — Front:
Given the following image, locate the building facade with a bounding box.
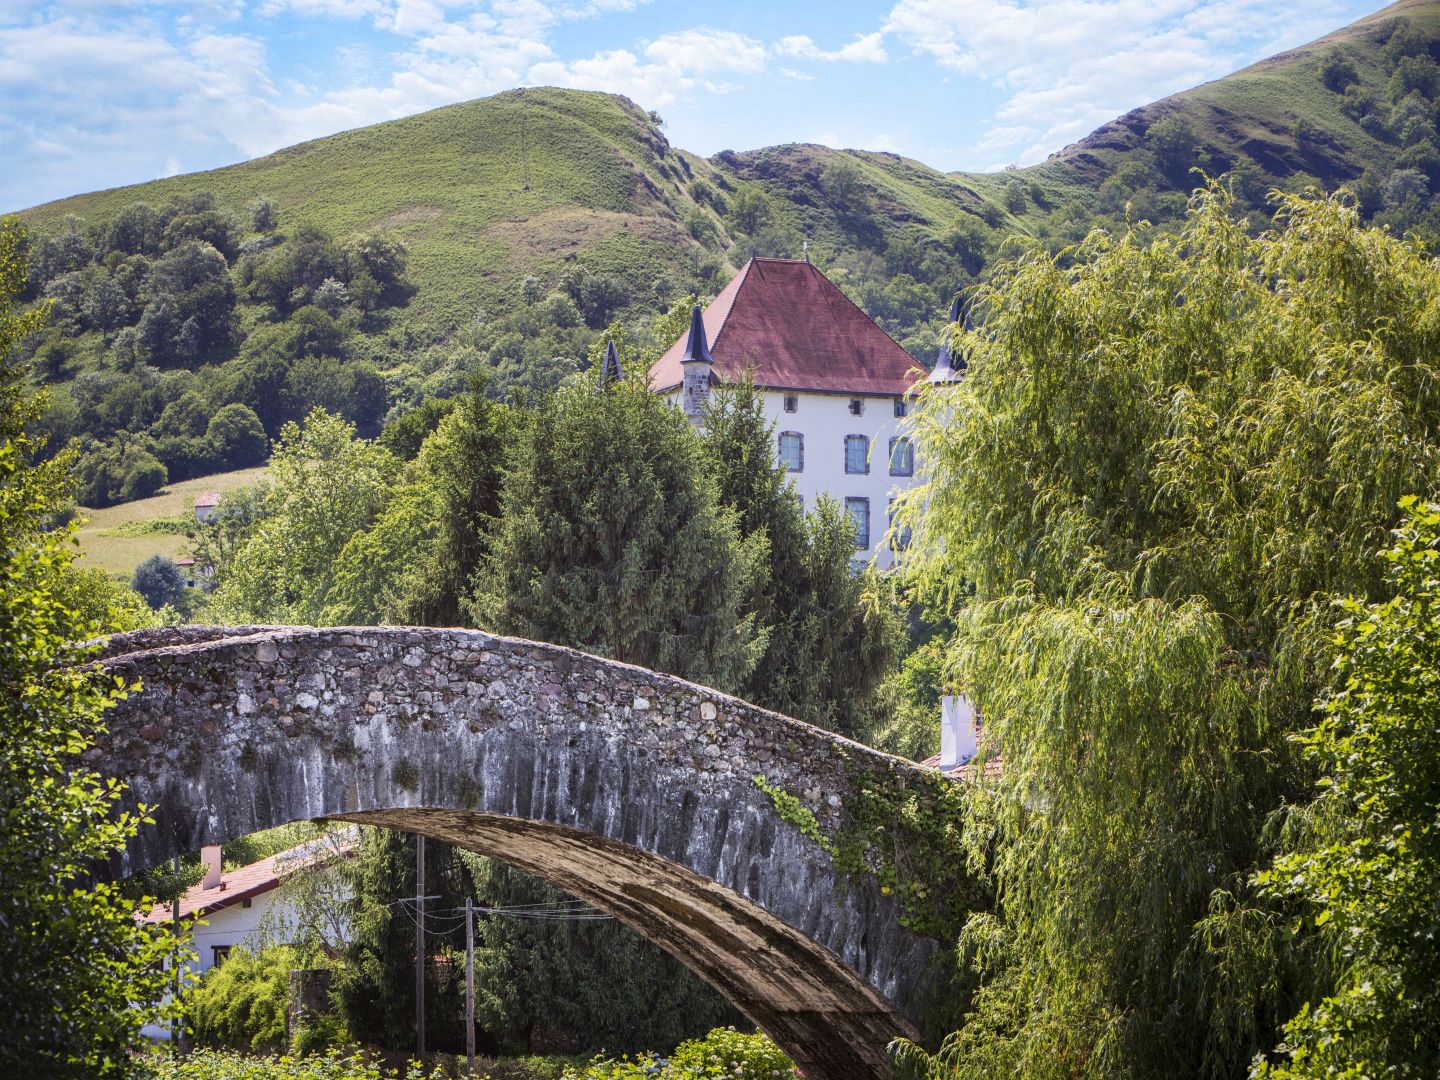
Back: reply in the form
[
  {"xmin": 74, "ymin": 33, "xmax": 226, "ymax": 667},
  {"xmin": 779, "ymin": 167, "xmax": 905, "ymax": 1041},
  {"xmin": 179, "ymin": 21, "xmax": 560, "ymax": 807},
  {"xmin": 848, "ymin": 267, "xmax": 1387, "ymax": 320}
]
[{"xmin": 650, "ymin": 257, "xmax": 923, "ymax": 568}]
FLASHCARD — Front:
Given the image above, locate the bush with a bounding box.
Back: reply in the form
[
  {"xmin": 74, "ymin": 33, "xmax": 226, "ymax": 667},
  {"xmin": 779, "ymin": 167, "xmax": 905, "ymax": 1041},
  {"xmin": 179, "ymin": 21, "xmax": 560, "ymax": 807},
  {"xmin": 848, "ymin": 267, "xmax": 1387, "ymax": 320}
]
[
  {"xmin": 143, "ymin": 1047, "xmax": 448, "ymax": 1080},
  {"xmin": 560, "ymin": 1029, "xmax": 797, "ymax": 1080},
  {"xmin": 186, "ymin": 946, "xmax": 297, "ymax": 1052}
]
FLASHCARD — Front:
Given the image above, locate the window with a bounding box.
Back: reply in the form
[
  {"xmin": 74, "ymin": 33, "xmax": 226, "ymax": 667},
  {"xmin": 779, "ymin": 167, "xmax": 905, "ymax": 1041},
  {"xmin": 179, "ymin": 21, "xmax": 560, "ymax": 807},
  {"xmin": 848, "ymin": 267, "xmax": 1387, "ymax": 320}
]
[
  {"xmin": 889, "ymin": 436, "xmax": 914, "ymax": 477},
  {"xmin": 889, "ymin": 498, "xmax": 911, "ymax": 552},
  {"xmin": 778, "ymin": 431, "xmax": 804, "ymax": 472},
  {"xmin": 845, "ymin": 497, "xmax": 870, "ymax": 548},
  {"xmin": 849, "ymin": 398, "xmax": 864, "ymax": 416},
  {"xmin": 894, "ymin": 398, "xmax": 909, "ymax": 418},
  {"xmin": 783, "ymin": 394, "xmax": 798, "ymax": 413},
  {"xmin": 844, "ymin": 434, "xmax": 869, "ymax": 474},
  {"xmin": 212, "ymin": 945, "xmax": 233, "ymax": 967}
]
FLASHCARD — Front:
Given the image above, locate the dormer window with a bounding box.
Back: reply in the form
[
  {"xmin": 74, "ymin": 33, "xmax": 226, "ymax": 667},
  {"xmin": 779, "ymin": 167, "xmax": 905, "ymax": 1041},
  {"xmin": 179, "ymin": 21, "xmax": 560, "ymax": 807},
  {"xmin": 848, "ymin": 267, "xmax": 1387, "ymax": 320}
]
[
  {"xmin": 783, "ymin": 394, "xmax": 798, "ymax": 413},
  {"xmin": 849, "ymin": 398, "xmax": 864, "ymax": 416}
]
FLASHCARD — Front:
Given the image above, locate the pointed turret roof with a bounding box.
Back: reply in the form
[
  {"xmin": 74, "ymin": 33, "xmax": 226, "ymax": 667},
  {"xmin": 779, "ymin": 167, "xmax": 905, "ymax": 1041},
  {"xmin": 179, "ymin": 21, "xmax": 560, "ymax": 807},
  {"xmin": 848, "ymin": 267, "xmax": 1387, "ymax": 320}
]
[
  {"xmin": 680, "ymin": 304, "xmax": 711, "ymax": 364},
  {"xmin": 926, "ymin": 295, "xmax": 968, "ymax": 385},
  {"xmin": 650, "ymin": 257, "xmax": 921, "ymax": 396},
  {"xmin": 597, "ymin": 338, "xmax": 623, "ymax": 387}
]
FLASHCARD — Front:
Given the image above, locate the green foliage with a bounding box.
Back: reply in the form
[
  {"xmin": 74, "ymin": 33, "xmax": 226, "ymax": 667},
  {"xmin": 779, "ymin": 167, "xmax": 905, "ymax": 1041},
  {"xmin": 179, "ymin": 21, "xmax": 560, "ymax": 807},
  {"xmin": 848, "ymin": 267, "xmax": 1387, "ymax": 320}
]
[
  {"xmin": 187, "ymin": 946, "xmax": 296, "ymax": 1052},
  {"xmin": 142, "ymin": 1048, "xmax": 448, "ymax": 1080},
  {"xmin": 1253, "ymin": 498, "xmax": 1440, "ymax": 1080},
  {"xmin": 895, "ymin": 186, "xmax": 1440, "ymax": 1077},
  {"xmin": 210, "ymin": 409, "xmax": 399, "ymax": 623},
  {"xmin": 131, "ymin": 552, "xmax": 187, "ymax": 610},
  {"xmin": 458, "ymin": 855, "xmax": 740, "ymax": 1056},
  {"xmin": 0, "ymin": 216, "xmax": 186, "ymax": 1076},
  {"xmin": 336, "ymin": 829, "xmax": 474, "ymax": 1053},
  {"xmin": 560, "ymin": 1028, "xmax": 797, "ymax": 1080},
  {"xmin": 471, "ymin": 379, "xmax": 764, "ymax": 692}
]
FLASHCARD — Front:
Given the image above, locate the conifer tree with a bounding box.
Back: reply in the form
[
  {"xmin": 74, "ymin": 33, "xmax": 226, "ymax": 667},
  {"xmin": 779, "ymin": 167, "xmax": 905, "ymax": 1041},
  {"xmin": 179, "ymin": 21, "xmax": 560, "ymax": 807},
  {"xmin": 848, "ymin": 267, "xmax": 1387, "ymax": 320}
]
[{"xmin": 471, "ymin": 377, "xmax": 764, "ymax": 691}]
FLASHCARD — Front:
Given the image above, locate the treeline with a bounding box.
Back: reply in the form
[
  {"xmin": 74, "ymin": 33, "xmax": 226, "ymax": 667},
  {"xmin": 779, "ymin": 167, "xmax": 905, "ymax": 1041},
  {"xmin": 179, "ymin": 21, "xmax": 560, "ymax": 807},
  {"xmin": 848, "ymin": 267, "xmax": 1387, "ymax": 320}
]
[{"xmin": 16, "ymin": 193, "xmax": 410, "ymax": 506}]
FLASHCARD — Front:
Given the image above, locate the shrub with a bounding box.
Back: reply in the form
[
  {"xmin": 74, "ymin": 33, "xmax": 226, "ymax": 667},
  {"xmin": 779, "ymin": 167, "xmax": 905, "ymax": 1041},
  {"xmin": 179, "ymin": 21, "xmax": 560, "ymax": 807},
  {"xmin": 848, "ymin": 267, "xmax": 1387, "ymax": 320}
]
[
  {"xmin": 143, "ymin": 1047, "xmax": 448, "ymax": 1080},
  {"xmin": 560, "ymin": 1028, "xmax": 797, "ymax": 1080},
  {"xmin": 186, "ymin": 946, "xmax": 297, "ymax": 1052}
]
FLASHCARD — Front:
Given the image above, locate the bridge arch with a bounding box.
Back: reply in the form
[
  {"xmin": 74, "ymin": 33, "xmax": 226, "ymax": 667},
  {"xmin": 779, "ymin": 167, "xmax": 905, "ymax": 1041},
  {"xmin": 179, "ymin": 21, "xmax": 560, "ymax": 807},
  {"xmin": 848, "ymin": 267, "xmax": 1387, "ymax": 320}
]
[{"xmin": 93, "ymin": 626, "xmax": 942, "ymax": 1079}]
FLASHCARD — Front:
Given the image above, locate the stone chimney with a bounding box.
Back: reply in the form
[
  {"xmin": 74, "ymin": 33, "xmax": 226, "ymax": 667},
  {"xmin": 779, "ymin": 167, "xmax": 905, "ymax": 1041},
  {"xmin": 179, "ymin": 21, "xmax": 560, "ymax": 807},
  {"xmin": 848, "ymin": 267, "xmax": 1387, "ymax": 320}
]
[
  {"xmin": 680, "ymin": 304, "xmax": 713, "ymax": 424},
  {"xmin": 200, "ymin": 844, "xmax": 224, "ymax": 890},
  {"xmin": 938, "ymin": 694, "xmax": 979, "ymax": 771}
]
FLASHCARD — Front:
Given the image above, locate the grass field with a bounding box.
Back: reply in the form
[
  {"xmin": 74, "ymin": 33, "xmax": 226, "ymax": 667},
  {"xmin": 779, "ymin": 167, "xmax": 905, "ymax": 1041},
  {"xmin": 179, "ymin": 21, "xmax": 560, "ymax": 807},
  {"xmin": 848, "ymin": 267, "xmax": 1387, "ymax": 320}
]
[{"xmin": 76, "ymin": 467, "xmax": 268, "ymax": 579}]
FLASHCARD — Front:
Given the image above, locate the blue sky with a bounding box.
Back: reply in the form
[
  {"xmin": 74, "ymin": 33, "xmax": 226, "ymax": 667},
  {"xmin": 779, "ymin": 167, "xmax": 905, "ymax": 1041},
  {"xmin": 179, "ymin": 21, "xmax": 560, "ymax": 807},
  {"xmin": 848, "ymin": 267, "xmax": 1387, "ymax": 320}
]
[{"xmin": 1, "ymin": 0, "xmax": 1381, "ymax": 212}]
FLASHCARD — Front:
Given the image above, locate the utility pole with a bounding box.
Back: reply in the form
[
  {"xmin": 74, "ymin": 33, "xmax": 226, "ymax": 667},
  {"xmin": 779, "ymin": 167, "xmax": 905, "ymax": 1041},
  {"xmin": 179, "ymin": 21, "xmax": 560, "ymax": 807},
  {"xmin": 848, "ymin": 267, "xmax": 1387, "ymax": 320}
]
[
  {"xmin": 171, "ymin": 853, "xmax": 182, "ymax": 1058},
  {"xmin": 464, "ymin": 897, "xmax": 476, "ymax": 1076},
  {"xmin": 415, "ymin": 834, "xmax": 426, "ymax": 1060}
]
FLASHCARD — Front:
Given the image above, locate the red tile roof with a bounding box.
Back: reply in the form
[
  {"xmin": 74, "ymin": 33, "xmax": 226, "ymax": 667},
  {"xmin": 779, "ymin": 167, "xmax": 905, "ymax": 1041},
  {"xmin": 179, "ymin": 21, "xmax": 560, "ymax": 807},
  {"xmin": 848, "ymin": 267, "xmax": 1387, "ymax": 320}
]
[
  {"xmin": 921, "ymin": 752, "xmax": 1003, "ymax": 781},
  {"xmin": 194, "ymin": 492, "xmax": 222, "ymax": 508},
  {"xmin": 141, "ymin": 835, "xmax": 354, "ymax": 923},
  {"xmin": 650, "ymin": 257, "xmax": 923, "ymax": 396}
]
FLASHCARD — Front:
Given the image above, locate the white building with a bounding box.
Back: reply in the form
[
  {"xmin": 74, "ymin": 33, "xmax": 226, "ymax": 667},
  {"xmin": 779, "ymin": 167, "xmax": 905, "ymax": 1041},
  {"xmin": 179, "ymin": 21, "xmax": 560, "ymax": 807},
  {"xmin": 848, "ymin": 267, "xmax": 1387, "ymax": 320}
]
[
  {"xmin": 649, "ymin": 256, "xmax": 927, "ymax": 569},
  {"xmin": 140, "ymin": 834, "xmax": 353, "ymax": 1039}
]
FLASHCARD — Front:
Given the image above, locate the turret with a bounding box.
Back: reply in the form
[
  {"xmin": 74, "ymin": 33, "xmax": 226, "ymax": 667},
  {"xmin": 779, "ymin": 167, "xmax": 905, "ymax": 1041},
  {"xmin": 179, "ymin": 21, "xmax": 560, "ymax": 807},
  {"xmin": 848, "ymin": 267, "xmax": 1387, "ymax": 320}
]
[
  {"xmin": 680, "ymin": 304, "xmax": 713, "ymax": 423},
  {"xmin": 927, "ymin": 295, "xmax": 968, "ymax": 385},
  {"xmin": 597, "ymin": 338, "xmax": 623, "ymax": 388}
]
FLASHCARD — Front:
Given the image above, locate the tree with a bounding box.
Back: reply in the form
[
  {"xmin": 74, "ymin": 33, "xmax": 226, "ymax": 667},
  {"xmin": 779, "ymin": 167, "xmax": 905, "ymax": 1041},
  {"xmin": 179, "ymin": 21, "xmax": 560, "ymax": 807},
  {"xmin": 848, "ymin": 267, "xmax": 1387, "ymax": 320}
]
[
  {"xmin": 249, "ymin": 196, "xmax": 279, "ymax": 234},
  {"xmin": 131, "ymin": 554, "xmax": 187, "ymax": 611},
  {"xmin": 1145, "ymin": 114, "xmax": 1201, "ymax": 183},
  {"xmin": 894, "ymin": 186, "xmax": 1440, "ymax": 1078},
  {"xmin": 202, "ymin": 403, "xmax": 268, "ymax": 469},
  {"xmin": 456, "ymin": 855, "xmax": 741, "ymax": 1055},
  {"xmin": 821, "ymin": 158, "xmax": 865, "ymax": 211},
  {"xmin": 1254, "ymin": 499, "xmax": 1440, "ymax": 1080},
  {"xmin": 336, "ymin": 830, "xmax": 474, "ymax": 1053},
  {"xmin": 471, "ymin": 379, "xmax": 764, "ymax": 693},
  {"xmin": 0, "ymin": 217, "xmax": 183, "ymax": 1076},
  {"xmin": 210, "ymin": 409, "xmax": 399, "ymax": 624},
  {"xmin": 1318, "ymin": 47, "xmax": 1359, "ymax": 92}
]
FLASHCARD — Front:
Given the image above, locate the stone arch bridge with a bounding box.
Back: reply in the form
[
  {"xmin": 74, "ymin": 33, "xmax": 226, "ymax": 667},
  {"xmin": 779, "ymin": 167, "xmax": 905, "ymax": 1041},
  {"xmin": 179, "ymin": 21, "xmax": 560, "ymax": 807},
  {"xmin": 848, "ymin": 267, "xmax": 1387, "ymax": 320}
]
[{"xmin": 93, "ymin": 625, "xmax": 949, "ymax": 1079}]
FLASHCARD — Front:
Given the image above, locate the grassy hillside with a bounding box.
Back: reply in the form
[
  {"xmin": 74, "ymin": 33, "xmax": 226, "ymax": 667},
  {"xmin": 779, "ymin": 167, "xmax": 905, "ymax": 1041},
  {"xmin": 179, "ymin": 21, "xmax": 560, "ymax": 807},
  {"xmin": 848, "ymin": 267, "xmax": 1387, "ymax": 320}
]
[
  {"xmin": 14, "ymin": 0, "xmax": 1440, "ymax": 510},
  {"xmin": 75, "ymin": 466, "xmax": 268, "ymax": 577},
  {"xmin": 20, "ymin": 89, "xmax": 729, "ymax": 338}
]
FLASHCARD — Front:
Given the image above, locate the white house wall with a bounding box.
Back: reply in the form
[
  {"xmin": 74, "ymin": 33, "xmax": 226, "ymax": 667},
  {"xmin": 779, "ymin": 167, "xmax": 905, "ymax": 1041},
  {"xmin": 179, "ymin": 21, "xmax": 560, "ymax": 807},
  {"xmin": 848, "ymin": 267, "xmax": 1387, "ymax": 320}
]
[{"xmin": 671, "ymin": 389, "xmax": 916, "ymax": 569}]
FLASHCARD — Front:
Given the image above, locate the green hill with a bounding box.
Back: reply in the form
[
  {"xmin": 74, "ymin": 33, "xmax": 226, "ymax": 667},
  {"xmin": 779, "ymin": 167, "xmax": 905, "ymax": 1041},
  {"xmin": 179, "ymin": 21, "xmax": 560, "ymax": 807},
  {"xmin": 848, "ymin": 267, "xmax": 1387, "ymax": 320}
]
[
  {"xmin": 19, "ymin": 88, "xmax": 730, "ymax": 339},
  {"xmin": 13, "ymin": 0, "xmax": 1440, "ymax": 511}
]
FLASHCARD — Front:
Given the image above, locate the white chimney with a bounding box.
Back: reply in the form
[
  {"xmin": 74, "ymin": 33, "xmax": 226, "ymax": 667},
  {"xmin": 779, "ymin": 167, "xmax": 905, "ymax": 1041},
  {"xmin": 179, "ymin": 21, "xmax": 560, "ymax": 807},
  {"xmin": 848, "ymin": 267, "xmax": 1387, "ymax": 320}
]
[
  {"xmin": 939, "ymin": 694, "xmax": 978, "ymax": 771},
  {"xmin": 200, "ymin": 845, "xmax": 223, "ymax": 890}
]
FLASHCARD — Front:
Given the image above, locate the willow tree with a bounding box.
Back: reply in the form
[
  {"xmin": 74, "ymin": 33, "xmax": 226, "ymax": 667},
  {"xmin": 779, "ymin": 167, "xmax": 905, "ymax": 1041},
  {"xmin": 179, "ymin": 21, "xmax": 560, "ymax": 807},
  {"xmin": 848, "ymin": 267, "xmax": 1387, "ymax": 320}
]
[{"xmin": 894, "ymin": 185, "xmax": 1440, "ymax": 1078}]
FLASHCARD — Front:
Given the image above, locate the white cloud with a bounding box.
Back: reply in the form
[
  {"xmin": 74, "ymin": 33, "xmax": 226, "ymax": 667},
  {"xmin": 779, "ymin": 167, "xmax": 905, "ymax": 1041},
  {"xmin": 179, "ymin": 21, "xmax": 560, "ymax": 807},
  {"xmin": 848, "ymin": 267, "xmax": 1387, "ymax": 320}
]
[
  {"xmin": 775, "ymin": 31, "xmax": 888, "ymax": 63},
  {"xmin": 529, "ymin": 27, "xmax": 767, "ymax": 107},
  {"xmin": 883, "ymin": 0, "xmax": 1364, "ymax": 166}
]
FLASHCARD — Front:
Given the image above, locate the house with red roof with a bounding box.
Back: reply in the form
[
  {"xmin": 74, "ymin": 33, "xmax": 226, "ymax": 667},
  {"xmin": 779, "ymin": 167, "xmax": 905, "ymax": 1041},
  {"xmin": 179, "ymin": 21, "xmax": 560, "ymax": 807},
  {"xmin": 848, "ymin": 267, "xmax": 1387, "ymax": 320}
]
[
  {"xmin": 140, "ymin": 832, "xmax": 354, "ymax": 1039},
  {"xmin": 650, "ymin": 256, "xmax": 928, "ymax": 568}
]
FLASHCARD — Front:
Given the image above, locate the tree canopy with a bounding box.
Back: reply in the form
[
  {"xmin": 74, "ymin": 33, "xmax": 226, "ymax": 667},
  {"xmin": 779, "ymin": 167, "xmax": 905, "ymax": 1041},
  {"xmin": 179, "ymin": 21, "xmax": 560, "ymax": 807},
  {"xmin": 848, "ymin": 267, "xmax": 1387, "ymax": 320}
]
[{"xmin": 896, "ymin": 184, "xmax": 1440, "ymax": 1077}]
